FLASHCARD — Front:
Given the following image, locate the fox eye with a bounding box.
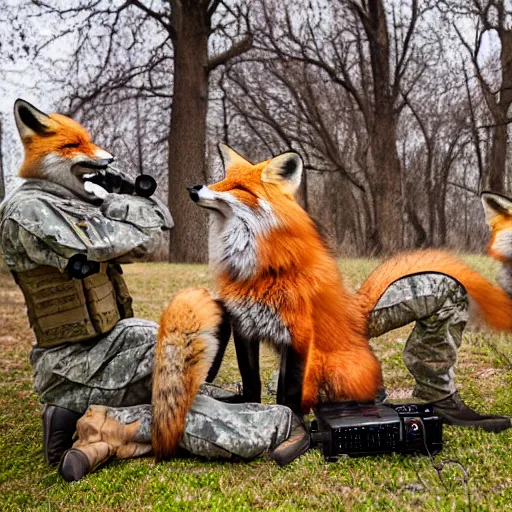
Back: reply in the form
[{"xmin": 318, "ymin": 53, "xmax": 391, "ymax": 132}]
[
  {"xmin": 233, "ymin": 185, "xmax": 252, "ymax": 194},
  {"xmin": 61, "ymin": 142, "xmax": 80, "ymax": 149}
]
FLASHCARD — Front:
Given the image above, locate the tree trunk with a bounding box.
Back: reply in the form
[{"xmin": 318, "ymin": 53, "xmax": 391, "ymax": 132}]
[
  {"xmin": 0, "ymin": 118, "xmax": 4, "ymax": 203},
  {"xmin": 487, "ymin": 121, "xmax": 508, "ymax": 193},
  {"xmin": 368, "ymin": 116, "xmax": 403, "ymax": 254},
  {"xmin": 485, "ymin": 28, "xmax": 512, "ymax": 193},
  {"xmin": 167, "ymin": 2, "xmax": 210, "ymax": 263},
  {"xmin": 355, "ymin": 0, "xmax": 404, "ymax": 254},
  {"xmin": 437, "ymin": 185, "xmax": 447, "ymax": 246},
  {"xmin": 135, "ymin": 98, "xmax": 145, "ymax": 176},
  {"xmin": 407, "ymin": 200, "xmax": 427, "ymax": 248}
]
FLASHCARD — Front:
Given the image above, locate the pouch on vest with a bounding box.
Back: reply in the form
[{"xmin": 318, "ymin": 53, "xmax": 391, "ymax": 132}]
[{"xmin": 14, "ymin": 263, "xmax": 133, "ymax": 348}]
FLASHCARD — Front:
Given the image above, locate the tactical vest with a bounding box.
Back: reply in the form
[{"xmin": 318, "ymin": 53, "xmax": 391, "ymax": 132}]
[{"xmin": 13, "ymin": 263, "xmax": 133, "ymax": 348}]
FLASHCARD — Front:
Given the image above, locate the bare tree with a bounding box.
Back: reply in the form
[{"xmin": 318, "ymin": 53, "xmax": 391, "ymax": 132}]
[
  {"xmin": 222, "ymin": 0, "xmax": 497, "ymax": 254},
  {"xmin": 0, "ymin": 0, "xmax": 34, "ymax": 198},
  {"xmin": 4, "ymin": 0, "xmax": 500, "ymax": 255},
  {"xmin": 226, "ymin": 0, "xmax": 434, "ymax": 254},
  {"xmin": 448, "ymin": 0, "xmax": 512, "ymax": 193},
  {"xmin": 28, "ymin": 0, "xmax": 253, "ymax": 262},
  {"xmin": 401, "ymin": 69, "xmax": 474, "ymax": 247},
  {"xmin": 0, "ymin": 116, "xmax": 4, "ymax": 202},
  {"xmin": 223, "ymin": 58, "xmax": 374, "ymax": 253}
]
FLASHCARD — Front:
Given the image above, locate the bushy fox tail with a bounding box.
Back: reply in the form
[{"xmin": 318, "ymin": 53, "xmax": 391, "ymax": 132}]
[
  {"xmin": 356, "ymin": 249, "xmax": 512, "ymax": 332},
  {"xmin": 152, "ymin": 287, "xmax": 221, "ymax": 461}
]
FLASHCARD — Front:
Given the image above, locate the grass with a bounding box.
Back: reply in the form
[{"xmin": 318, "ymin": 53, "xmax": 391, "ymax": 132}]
[{"xmin": 1, "ymin": 256, "xmax": 512, "ymax": 511}]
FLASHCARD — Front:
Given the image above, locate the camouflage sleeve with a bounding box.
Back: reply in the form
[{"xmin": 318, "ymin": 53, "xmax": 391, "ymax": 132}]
[
  {"xmin": 100, "ymin": 194, "xmax": 174, "ymax": 232},
  {"xmin": 0, "ymin": 218, "xmax": 70, "ymax": 271},
  {"xmin": 0, "ymin": 192, "xmax": 173, "ymax": 272},
  {"xmin": 99, "ymin": 194, "xmax": 174, "ymax": 263}
]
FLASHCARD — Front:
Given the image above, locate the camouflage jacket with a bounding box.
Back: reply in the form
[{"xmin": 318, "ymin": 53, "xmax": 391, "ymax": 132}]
[{"xmin": 0, "ymin": 179, "xmax": 173, "ymax": 272}]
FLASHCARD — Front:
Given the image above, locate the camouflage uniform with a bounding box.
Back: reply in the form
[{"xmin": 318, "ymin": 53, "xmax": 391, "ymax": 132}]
[
  {"xmin": 368, "ymin": 273, "xmax": 468, "ymax": 402},
  {"xmin": 0, "ymin": 179, "xmax": 292, "ymax": 460},
  {"xmin": 76, "ymin": 389, "xmax": 292, "ymax": 462}
]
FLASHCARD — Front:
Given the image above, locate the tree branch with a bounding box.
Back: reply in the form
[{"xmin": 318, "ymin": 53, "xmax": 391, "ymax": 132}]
[{"xmin": 207, "ymin": 34, "xmax": 253, "ymax": 72}]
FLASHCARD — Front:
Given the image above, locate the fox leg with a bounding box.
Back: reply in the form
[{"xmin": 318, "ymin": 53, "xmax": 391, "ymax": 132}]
[
  {"xmin": 233, "ymin": 328, "xmax": 261, "ymax": 402},
  {"xmin": 60, "ymin": 396, "xmax": 297, "ymax": 480},
  {"xmin": 369, "ymin": 273, "xmax": 511, "ymax": 432},
  {"xmin": 369, "ymin": 273, "xmax": 468, "ymax": 401},
  {"xmin": 276, "ymin": 345, "xmax": 304, "ymax": 415},
  {"xmin": 300, "ymin": 350, "xmax": 320, "ymax": 414},
  {"xmin": 205, "ymin": 300, "xmax": 232, "ymax": 383}
]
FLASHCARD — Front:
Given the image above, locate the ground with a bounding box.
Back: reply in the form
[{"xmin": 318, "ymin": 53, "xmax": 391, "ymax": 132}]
[{"xmin": 1, "ymin": 256, "xmax": 511, "ymax": 511}]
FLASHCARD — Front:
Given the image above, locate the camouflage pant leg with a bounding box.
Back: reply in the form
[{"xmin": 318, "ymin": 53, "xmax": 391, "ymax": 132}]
[
  {"xmin": 30, "ymin": 318, "xmax": 157, "ymax": 413},
  {"xmin": 368, "ymin": 273, "xmax": 469, "ymax": 402},
  {"xmin": 81, "ymin": 394, "xmax": 293, "ymax": 460}
]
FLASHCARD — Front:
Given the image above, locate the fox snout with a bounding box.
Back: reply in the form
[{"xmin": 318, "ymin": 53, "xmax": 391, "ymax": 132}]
[
  {"xmin": 84, "ymin": 149, "xmax": 115, "ymax": 169},
  {"xmin": 187, "ymin": 185, "xmax": 203, "ymax": 202},
  {"xmin": 96, "ymin": 156, "xmax": 115, "ymax": 167},
  {"xmin": 77, "ymin": 156, "xmax": 114, "ymax": 170}
]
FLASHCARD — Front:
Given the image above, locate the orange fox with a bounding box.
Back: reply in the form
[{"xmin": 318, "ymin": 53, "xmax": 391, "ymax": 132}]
[
  {"xmin": 152, "ymin": 287, "xmax": 222, "ymax": 460},
  {"xmin": 356, "ymin": 192, "xmax": 512, "ymax": 332},
  {"xmin": 13, "ymin": 99, "xmax": 114, "ymax": 200},
  {"xmin": 188, "ymin": 145, "xmax": 383, "ymax": 413}
]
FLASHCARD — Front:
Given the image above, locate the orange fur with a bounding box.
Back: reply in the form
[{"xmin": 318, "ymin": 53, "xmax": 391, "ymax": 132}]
[
  {"xmin": 205, "ymin": 157, "xmax": 512, "ymax": 413},
  {"xmin": 487, "ymin": 214, "xmax": 512, "ymax": 262},
  {"xmin": 209, "ymin": 159, "xmax": 269, "ymax": 209},
  {"xmin": 210, "ymin": 152, "xmax": 383, "ymax": 413},
  {"xmin": 152, "ymin": 288, "xmax": 221, "ymax": 461},
  {"xmin": 357, "ymin": 249, "xmax": 512, "ymax": 332},
  {"xmin": 18, "ymin": 112, "xmax": 104, "ymax": 179}
]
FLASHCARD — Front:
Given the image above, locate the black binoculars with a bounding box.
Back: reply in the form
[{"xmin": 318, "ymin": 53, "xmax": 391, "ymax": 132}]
[
  {"xmin": 86, "ymin": 167, "xmax": 157, "ymax": 198},
  {"xmin": 69, "ymin": 167, "xmax": 158, "ymax": 279}
]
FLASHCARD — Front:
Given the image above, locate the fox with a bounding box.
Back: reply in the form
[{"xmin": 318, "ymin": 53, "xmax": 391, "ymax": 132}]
[
  {"xmin": 152, "ymin": 287, "xmax": 222, "ymax": 461},
  {"xmin": 188, "ymin": 144, "xmax": 383, "ymax": 414},
  {"xmin": 13, "ymin": 99, "xmax": 114, "ymax": 200},
  {"xmin": 356, "ymin": 191, "xmax": 512, "ymax": 332}
]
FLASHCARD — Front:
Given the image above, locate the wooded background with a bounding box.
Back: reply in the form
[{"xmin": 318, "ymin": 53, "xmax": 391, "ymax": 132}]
[{"xmin": 1, "ymin": 0, "xmax": 511, "ymax": 262}]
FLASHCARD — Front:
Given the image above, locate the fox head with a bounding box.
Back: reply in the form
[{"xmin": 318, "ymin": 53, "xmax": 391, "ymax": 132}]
[
  {"xmin": 481, "ymin": 191, "xmax": 512, "ymax": 261},
  {"xmin": 14, "ymin": 99, "xmax": 114, "ymax": 200},
  {"xmin": 188, "ymin": 143, "xmax": 303, "ymax": 211},
  {"xmin": 188, "ymin": 144, "xmax": 324, "ymax": 280}
]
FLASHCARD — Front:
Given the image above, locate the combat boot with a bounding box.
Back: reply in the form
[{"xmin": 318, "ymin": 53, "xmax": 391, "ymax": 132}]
[
  {"xmin": 42, "ymin": 404, "xmax": 82, "ymax": 466},
  {"xmin": 268, "ymin": 414, "xmax": 310, "ymax": 467},
  {"xmin": 59, "ymin": 443, "xmax": 109, "ymax": 482},
  {"xmin": 58, "ymin": 405, "xmax": 151, "ymax": 481},
  {"xmin": 433, "ymin": 392, "xmax": 511, "ymax": 433}
]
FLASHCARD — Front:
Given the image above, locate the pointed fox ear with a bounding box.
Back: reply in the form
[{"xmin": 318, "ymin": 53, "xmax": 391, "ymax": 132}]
[
  {"xmin": 261, "ymin": 152, "xmax": 303, "ymax": 196},
  {"xmin": 14, "ymin": 99, "xmax": 57, "ymax": 140},
  {"xmin": 218, "ymin": 143, "xmax": 251, "ymax": 170},
  {"xmin": 481, "ymin": 192, "xmax": 512, "ymax": 226}
]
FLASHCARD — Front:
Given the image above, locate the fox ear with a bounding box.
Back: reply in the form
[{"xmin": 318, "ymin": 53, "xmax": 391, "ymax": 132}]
[
  {"xmin": 262, "ymin": 152, "xmax": 303, "ymax": 196},
  {"xmin": 481, "ymin": 192, "xmax": 512, "ymax": 226},
  {"xmin": 14, "ymin": 99, "xmax": 56, "ymax": 140},
  {"xmin": 218, "ymin": 143, "xmax": 251, "ymax": 170}
]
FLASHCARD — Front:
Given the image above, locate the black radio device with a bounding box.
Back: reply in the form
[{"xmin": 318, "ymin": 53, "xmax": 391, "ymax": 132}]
[{"xmin": 311, "ymin": 401, "xmax": 443, "ymax": 461}]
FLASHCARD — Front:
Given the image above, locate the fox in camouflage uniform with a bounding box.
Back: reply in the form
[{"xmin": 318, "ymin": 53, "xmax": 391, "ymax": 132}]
[{"xmin": 0, "ymin": 100, "xmax": 299, "ymax": 481}]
